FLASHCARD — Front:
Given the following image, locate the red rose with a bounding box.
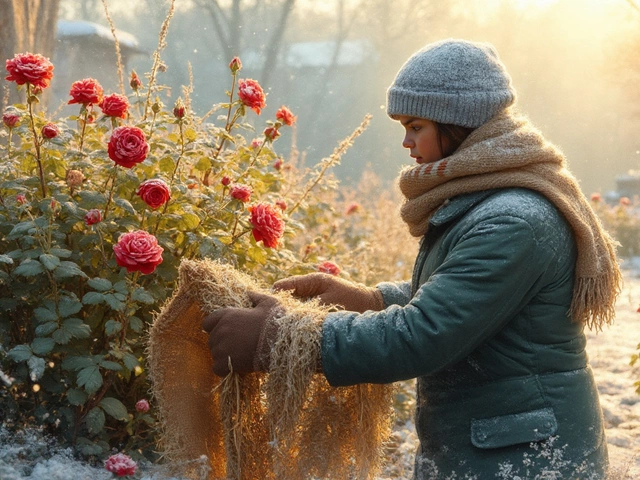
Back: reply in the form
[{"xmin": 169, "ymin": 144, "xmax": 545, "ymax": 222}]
[
  {"xmin": 3, "ymin": 111, "xmax": 20, "ymax": 128},
  {"xmin": 84, "ymin": 209, "xmax": 102, "ymax": 226},
  {"xmin": 41, "ymin": 122, "xmax": 58, "ymax": 139},
  {"xmin": 99, "ymin": 93, "xmax": 129, "ymax": 118},
  {"xmin": 104, "ymin": 453, "xmax": 137, "ymax": 477},
  {"xmin": 173, "ymin": 104, "xmax": 185, "ymax": 119},
  {"xmin": 273, "ymin": 158, "xmax": 283, "ymax": 171},
  {"xmin": 221, "ymin": 176, "xmax": 231, "ymax": 186},
  {"xmin": 590, "ymin": 193, "xmax": 601, "ymax": 203},
  {"xmin": 113, "ymin": 230, "xmax": 164, "ymax": 275},
  {"xmin": 238, "ymin": 79, "xmax": 266, "ymax": 115},
  {"xmin": 229, "ymin": 57, "xmax": 242, "ymax": 73},
  {"xmin": 275, "ymin": 200, "xmax": 287, "ymax": 211},
  {"xmin": 275, "ymin": 106, "xmax": 296, "ymax": 126},
  {"xmin": 136, "ymin": 179, "xmax": 171, "ymax": 209},
  {"xmin": 16, "ymin": 194, "xmax": 27, "ymax": 205},
  {"xmin": 68, "ymin": 78, "xmax": 103, "ymax": 106},
  {"xmin": 263, "ymin": 126, "xmax": 280, "ymax": 141},
  {"xmin": 5, "ymin": 53, "xmax": 54, "ymax": 89},
  {"xmin": 108, "ymin": 126, "xmax": 149, "ymax": 168},
  {"xmin": 230, "ymin": 184, "xmax": 252, "ymax": 203},
  {"xmin": 318, "ymin": 261, "xmax": 340, "ymax": 276},
  {"xmin": 249, "ymin": 203, "xmax": 284, "ymax": 248}
]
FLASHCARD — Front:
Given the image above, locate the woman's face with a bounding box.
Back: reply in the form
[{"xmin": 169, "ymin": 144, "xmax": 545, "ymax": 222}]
[{"xmin": 397, "ymin": 115, "xmax": 445, "ymax": 165}]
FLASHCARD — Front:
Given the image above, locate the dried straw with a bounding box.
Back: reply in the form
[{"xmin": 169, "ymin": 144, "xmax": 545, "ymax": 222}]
[{"xmin": 147, "ymin": 258, "xmax": 394, "ymax": 479}]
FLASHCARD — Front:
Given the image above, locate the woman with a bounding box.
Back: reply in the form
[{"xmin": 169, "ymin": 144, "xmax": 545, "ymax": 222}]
[{"xmin": 203, "ymin": 39, "xmax": 621, "ymax": 478}]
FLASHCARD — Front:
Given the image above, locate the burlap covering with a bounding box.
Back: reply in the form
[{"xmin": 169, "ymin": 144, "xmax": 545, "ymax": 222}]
[{"xmin": 147, "ymin": 259, "xmax": 394, "ymax": 479}]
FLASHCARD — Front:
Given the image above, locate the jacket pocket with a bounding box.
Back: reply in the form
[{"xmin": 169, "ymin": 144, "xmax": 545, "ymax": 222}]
[{"xmin": 470, "ymin": 407, "xmax": 557, "ymax": 449}]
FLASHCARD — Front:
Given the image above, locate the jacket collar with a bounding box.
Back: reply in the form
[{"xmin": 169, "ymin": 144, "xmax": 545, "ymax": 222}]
[{"xmin": 430, "ymin": 189, "xmax": 499, "ymax": 227}]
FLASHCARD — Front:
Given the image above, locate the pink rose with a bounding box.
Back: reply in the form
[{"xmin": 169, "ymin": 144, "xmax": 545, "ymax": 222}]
[
  {"xmin": 230, "ymin": 184, "xmax": 252, "ymax": 203},
  {"xmin": 108, "ymin": 126, "xmax": 149, "ymax": 168},
  {"xmin": 620, "ymin": 197, "xmax": 631, "ymax": 207},
  {"xmin": 238, "ymin": 79, "xmax": 266, "ymax": 115},
  {"xmin": 136, "ymin": 179, "xmax": 171, "ymax": 209},
  {"xmin": 318, "ymin": 261, "xmax": 340, "ymax": 276},
  {"xmin": 68, "ymin": 78, "xmax": 103, "ymax": 106},
  {"xmin": 84, "ymin": 209, "xmax": 102, "ymax": 226},
  {"xmin": 113, "ymin": 230, "xmax": 164, "ymax": 275},
  {"xmin": 229, "ymin": 56, "xmax": 242, "ymax": 73},
  {"xmin": 16, "ymin": 194, "xmax": 27, "ymax": 205},
  {"xmin": 249, "ymin": 203, "xmax": 284, "ymax": 248},
  {"xmin": 2, "ymin": 111, "xmax": 20, "ymax": 128},
  {"xmin": 346, "ymin": 202, "xmax": 360, "ymax": 215},
  {"xmin": 275, "ymin": 106, "xmax": 296, "ymax": 126},
  {"xmin": 99, "ymin": 93, "xmax": 129, "ymax": 119},
  {"xmin": 590, "ymin": 193, "xmax": 601, "ymax": 203},
  {"xmin": 135, "ymin": 399, "xmax": 150, "ymax": 413},
  {"xmin": 41, "ymin": 122, "xmax": 58, "ymax": 139},
  {"xmin": 275, "ymin": 200, "xmax": 287, "ymax": 211},
  {"xmin": 104, "ymin": 453, "xmax": 137, "ymax": 477},
  {"xmin": 5, "ymin": 53, "xmax": 54, "ymax": 89}
]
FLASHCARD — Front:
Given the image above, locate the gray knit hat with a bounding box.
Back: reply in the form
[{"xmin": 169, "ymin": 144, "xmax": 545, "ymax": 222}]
[{"xmin": 386, "ymin": 39, "xmax": 516, "ymax": 128}]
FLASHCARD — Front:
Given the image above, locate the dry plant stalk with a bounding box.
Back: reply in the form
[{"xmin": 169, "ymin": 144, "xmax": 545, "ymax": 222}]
[
  {"xmin": 147, "ymin": 259, "xmax": 394, "ymax": 479},
  {"xmin": 101, "ymin": 0, "xmax": 125, "ymax": 96}
]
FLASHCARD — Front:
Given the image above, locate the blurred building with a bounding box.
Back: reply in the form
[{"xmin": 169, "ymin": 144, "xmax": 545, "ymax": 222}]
[{"xmin": 52, "ymin": 20, "xmax": 145, "ymax": 106}]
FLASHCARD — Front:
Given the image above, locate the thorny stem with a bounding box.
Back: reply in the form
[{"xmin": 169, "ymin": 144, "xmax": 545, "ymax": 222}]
[
  {"xmin": 103, "ymin": 166, "xmax": 119, "ymax": 221},
  {"xmin": 27, "ymin": 84, "xmax": 46, "ymax": 198},
  {"xmin": 79, "ymin": 107, "xmax": 88, "ymax": 152},
  {"xmin": 7, "ymin": 129, "xmax": 12, "ymax": 159}
]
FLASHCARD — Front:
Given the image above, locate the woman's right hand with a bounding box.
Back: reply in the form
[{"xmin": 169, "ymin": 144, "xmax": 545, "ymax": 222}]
[{"xmin": 272, "ymin": 273, "xmax": 385, "ymax": 313}]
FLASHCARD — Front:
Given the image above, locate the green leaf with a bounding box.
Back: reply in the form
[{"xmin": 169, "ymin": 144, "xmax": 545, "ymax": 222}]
[
  {"xmin": 7, "ymin": 220, "xmax": 35, "ymax": 239},
  {"xmin": 62, "ymin": 318, "xmax": 91, "ymax": 339},
  {"xmin": 31, "ymin": 337, "xmax": 55, "ymax": 355},
  {"xmin": 78, "ymin": 190, "xmax": 107, "ymax": 208},
  {"xmin": 184, "ymin": 127, "xmax": 198, "ymax": 142},
  {"xmin": 39, "ymin": 254, "xmax": 61, "ymax": 271},
  {"xmin": 85, "ymin": 406, "xmax": 105, "ymax": 434},
  {"xmin": 77, "ymin": 365, "xmax": 102, "ymax": 394},
  {"xmin": 87, "ymin": 277, "xmax": 112, "ymax": 292},
  {"xmin": 14, "ymin": 259, "xmax": 45, "ymax": 277},
  {"xmin": 99, "ymin": 360, "xmax": 122, "ymax": 371},
  {"xmin": 99, "ymin": 397, "xmax": 128, "ymax": 421},
  {"xmin": 62, "ymin": 355, "xmax": 94, "ymax": 371},
  {"xmin": 131, "ymin": 287, "xmax": 154, "ymax": 304},
  {"xmin": 35, "ymin": 321, "xmax": 59, "ymax": 337},
  {"xmin": 33, "ymin": 307, "xmax": 58, "ymax": 323},
  {"xmin": 114, "ymin": 198, "xmax": 137, "ymax": 215},
  {"xmin": 103, "ymin": 293, "xmax": 125, "ymax": 312},
  {"xmin": 50, "ymin": 248, "xmax": 72, "ymax": 258},
  {"xmin": 7, "ymin": 345, "xmax": 32, "ymax": 362},
  {"xmin": 104, "ymin": 319, "xmax": 122, "ymax": 336},
  {"xmin": 76, "ymin": 436, "xmax": 105, "ymax": 456},
  {"xmin": 122, "ymin": 353, "xmax": 139, "ymax": 370},
  {"xmin": 129, "ymin": 316, "xmax": 143, "ymax": 333},
  {"xmin": 180, "ymin": 212, "xmax": 200, "ymax": 230},
  {"xmin": 54, "ymin": 261, "xmax": 88, "ymax": 279},
  {"xmin": 52, "ymin": 327, "xmax": 72, "ymax": 345},
  {"xmin": 113, "ymin": 280, "xmax": 128, "ymax": 294},
  {"xmin": 0, "ymin": 254, "xmax": 14, "ymax": 265},
  {"xmin": 82, "ymin": 291, "xmax": 105, "ymax": 305},
  {"xmin": 59, "ymin": 297, "xmax": 83, "ymax": 318},
  {"xmin": 27, "ymin": 356, "xmax": 45, "ymax": 381},
  {"xmin": 66, "ymin": 388, "xmax": 88, "ymax": 406}
]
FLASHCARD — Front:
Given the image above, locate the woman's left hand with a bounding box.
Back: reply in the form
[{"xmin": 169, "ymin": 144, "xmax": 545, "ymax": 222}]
[{"xmin": 202, "ymin": 291, "xmax": 281, "ymax": 377}]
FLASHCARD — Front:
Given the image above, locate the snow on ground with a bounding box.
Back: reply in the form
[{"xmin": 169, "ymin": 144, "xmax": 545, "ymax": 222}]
[{"xmin": 2, "ymin": 272, "xmax": 640, "ymax": 479}]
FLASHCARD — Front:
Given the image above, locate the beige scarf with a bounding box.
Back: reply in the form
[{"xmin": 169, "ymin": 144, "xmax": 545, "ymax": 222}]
[{"xmin": 398, "ymin": 109, "xmax": 621, "ymax": 330}]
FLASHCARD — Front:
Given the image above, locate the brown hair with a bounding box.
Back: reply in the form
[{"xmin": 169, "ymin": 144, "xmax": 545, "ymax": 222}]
[{"xmin": 436, "ymin": 123, "xmax": 475, "ymax": 158}]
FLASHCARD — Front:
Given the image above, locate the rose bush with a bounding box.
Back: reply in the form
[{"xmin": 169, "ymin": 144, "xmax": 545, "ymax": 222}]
[{"xmin": 0, "ymin": 46, "xmax": 383, "ymax": 467}]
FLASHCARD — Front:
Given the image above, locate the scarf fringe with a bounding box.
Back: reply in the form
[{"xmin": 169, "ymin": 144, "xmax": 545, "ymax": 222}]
[{"xmin": 570, "ymin": 272, "xmax": 622, "ymax": 332}]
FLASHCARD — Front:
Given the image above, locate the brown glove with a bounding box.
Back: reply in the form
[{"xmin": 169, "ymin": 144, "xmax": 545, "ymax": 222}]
[
  {"xmin": 272, "ymin": 273, "xmax": 384, "ymax": 313},
  {"xmin": 201, "ymin": 291, "xmax": 281, "ymax": 377}
]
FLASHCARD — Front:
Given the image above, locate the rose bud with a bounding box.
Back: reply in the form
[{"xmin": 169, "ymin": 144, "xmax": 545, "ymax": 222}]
[
  {"xmin": 229, "ymin": 56, "xmax": 242, "ymax": 73},
  {"xmin": 273, "ymin": 158, "xmax": 283, "ymax": 171},
  {"xmin": 221, "ymin": 176, "xmax": 231, "ymax": 186},
  {"xmin": 263, "ymin": 126, "xmax": 280, "ymax": 141},
  {"xmin": 135, "ymin": 399, "xmax": 150, "ymax": 413},
  {"xmin": 16, "ymin": 194, "xmax": 27, "ymax": 205},
  {"xmin": 2, "ymin": 111, "xmax": 20, "ymax": 129},
  {"xmin": 130, "ymin": 70, "xmax": 142, "ymax": 91},
  {"xmin": 84, "ymin": 209, "xmax": 102, "ymax": 226},
  {"xmin": 41, "ymin": 122, "xmax": 59, "ymax": 139},
  {"xmin": 173, "ymin": 99, "xmax": 185, "ymax": 119}
]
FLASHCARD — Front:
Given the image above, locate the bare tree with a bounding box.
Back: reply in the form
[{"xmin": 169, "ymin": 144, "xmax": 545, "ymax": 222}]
[{"xmin": 1, "ymin": 0, "xmax": 61, "ymax": 109}]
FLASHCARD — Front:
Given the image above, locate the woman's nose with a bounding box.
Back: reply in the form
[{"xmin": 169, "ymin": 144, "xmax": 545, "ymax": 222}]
[{"xmin": 402, "ymin": 134, "xmax": 413, "ymax": 149}]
